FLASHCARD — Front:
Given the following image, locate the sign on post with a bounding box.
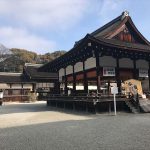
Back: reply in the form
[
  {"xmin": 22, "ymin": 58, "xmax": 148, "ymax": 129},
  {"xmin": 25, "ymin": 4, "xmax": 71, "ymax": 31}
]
[
  {"xmin": 0, "ymin": 91, "xmax": 3, "ymax": 99},
  {"xmin": 111, "ymin": 87, "xmax": 118, "ymax": 115},
  {"xmin": 103, "ymin": 67, "xmax": 115, "ymax": 76},
  {"xmin": 139, "ymin": 69, "xmax": 148, "ymax": 78}
]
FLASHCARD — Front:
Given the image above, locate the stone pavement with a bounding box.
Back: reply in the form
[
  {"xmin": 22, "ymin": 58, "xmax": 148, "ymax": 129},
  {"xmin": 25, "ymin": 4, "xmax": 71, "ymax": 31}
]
[{"xmin": 1, "ymin": 101, "xmax": 150, "ymax": 150}]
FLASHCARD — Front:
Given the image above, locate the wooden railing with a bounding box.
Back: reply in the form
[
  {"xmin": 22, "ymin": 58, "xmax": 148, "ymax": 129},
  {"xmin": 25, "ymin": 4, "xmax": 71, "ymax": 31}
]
[{"xmin": 39, "ymin": 92, "xmax": 126, "ymax": 102}]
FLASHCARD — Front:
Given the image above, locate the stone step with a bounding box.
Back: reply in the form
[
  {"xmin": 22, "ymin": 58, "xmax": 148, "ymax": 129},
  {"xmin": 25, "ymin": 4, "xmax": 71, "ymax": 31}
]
[{"xmin": 125, "ymin": 100, "xmax": 139, "ymax": 113}]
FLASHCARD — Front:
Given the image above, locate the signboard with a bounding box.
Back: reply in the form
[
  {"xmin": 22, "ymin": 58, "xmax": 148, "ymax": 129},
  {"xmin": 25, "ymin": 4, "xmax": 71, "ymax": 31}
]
[
  {"xmin": 139, "ymin": 69, "xmax": 148, "ymax": 78},
  {"xmin": 111, "ymin": 87, "xmax": 118, "ymax": 94},
  {"xmin": 0, "ymin": 92, "xmax": 3, "ymax": 99},
  {"xmin": 110, "ymin": 86, "xmax": 118, "ymax": 116},
  {"xmin": 103, "ymin": 67, "xmax": 115, "ymax": 76}
]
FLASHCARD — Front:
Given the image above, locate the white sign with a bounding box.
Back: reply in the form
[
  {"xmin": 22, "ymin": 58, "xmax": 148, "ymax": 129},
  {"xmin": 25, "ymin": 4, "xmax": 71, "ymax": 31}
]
[
  {"xmin": 0, "ymin": 92, "xmax": 3, "ymax": 99},
  {"xmin": 110, "ymin": 87, "xmax": 118, "ymax": 116},
  {"xmin": 103, "ymin": 67, "xmax": 115, "ymax": 76},
  {"xmin": 139, "ymin": 69, "xmax": 148, "ymax": 77},
  {"xmin": 111, "ymin": 87, "xmax": 118, "ymax": 94}
]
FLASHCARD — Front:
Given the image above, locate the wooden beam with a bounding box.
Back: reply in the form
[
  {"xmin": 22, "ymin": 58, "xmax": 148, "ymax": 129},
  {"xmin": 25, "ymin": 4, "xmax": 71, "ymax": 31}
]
[
  {"xmin": 83, "ymin": 60, "xmax": 88, "ymax": 94},
  {"xmin": 64, "ymin": 68, "xmax": 68, "ymax": 95},
  {"xmin": 95, "ymin": 50, "xmax": 101, "ymax": 93},
  {"xmin": 116, "ymin": 57, "xmax": 121, "ymax": 94},
  {"xmin": 133, "ymin": 59, "xmax": 137, "ymax": 79},
  {"xmin": 73, "ymin": 64, "xmax": 76, "ymax": 94},
  {"xmin": 148, "ymin": 61, "xmax": 150, "ymax": 90}
]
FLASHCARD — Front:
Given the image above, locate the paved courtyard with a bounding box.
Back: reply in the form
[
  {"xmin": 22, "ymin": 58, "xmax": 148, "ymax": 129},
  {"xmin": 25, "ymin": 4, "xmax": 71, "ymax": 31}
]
[{"xmin": 1, "ymin": 101, "xmax": 150, "ymax": 150}]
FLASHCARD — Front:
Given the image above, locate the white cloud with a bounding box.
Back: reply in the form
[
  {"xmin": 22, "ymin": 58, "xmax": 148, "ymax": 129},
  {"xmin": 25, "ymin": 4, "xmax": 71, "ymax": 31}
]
[
  {"xmin": 0, "ymin": 0, "xmax": 90, "ymax": 30},
  {"xmin": 0, "ymin": 0, "xmax": 93, "ymax": 53},
  {"xmin": 0, "ymin": 27, "xmax": 56, "ymax": 54},
  {"xmin": 97, "ymin": 0, "xmax": 127, "ymax": 24}
]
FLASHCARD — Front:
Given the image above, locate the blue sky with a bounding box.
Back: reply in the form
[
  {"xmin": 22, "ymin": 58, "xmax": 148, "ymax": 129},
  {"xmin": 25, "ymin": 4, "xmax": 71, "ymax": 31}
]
[{"xmin": 0, "ymin": 0, "xmax": 149, "ymax": 54}]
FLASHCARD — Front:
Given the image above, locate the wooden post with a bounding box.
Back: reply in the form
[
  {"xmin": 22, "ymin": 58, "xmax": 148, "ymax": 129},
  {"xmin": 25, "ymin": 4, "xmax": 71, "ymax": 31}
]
[
  {"xmin": 53, "ymin": 80, "xmax": 60, "ymax": 94},
  {"xmin": 58, "ymin": 72, "xmax": 61, "ymax": 94},
  {"xmin": 148, "ymin": 61, "xmax": 150, "ymax": 90},
  {"xmin": 133, "ymin": 59, "xmax": 137, "ymax": 79},
  {"xmin": 116, "ymin": 57, "xmax": 121, "ymax": 94},
  {"xmin": 64, "ymin": 102, "xmax": 66, "ymax": 110},
  {"xmin": 83, "ymin": 61, "xmax": 88, "ymax": 94},
  {"xmin": 32, "ymin": 83, "xmax": 36, "ymax": 92},
  {"xmin": 73, "ymin": 64, "xmax": 76, "ymax": 95},
  {"xmin": 109, "ymin": 102, "xmax": 111, "ymax": 114},
  {"xmin": 73, "ymin": 101, "xmax": 75, "ymax": 111},
  {"xmin": 64, "ymin": 68, "xmax": 68, "ymax": 95},
  {"xmin": 96, "ymin": 52, "xmax": 101, "ymax": 93},
  {"xmin": 86, "ymin": 102, "xmax": 88, "ymax": 113}
]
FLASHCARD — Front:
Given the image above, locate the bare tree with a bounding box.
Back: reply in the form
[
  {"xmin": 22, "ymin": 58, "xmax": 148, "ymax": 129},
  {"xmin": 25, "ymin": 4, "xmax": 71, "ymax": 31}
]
[{"xmin": 0, "ymin": 44, "xmax": 12, "ymax": 62}]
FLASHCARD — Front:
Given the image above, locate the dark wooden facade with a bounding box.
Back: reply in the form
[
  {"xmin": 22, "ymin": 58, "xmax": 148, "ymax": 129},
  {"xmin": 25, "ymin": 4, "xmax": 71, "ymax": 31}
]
[{"xmin": 40, "ymin": 11, "xmax": 150, "ymax": 97}]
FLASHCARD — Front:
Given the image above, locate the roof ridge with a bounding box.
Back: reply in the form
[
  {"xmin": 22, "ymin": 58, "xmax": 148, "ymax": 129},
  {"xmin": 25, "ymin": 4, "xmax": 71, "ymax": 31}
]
[{"xmin": 90, "ymin": 14, "xmax": 122, "ymax": 36}]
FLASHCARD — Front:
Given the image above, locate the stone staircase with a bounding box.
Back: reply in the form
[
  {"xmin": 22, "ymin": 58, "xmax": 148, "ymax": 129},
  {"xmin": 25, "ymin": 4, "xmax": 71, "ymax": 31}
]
[
  {"xmin": 139, "ymin": 99, "xmax": 150, "ymax": 113},
  {"xmin": 125, "ymin": 100, "xmax": 140, "ymax": 113}
]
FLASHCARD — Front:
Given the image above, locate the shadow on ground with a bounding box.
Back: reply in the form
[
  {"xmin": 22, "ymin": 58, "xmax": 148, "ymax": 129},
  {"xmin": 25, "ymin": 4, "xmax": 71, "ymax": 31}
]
[{"xmin": 1, "ymin": 114, "xmax": 150, "ymax": 150}]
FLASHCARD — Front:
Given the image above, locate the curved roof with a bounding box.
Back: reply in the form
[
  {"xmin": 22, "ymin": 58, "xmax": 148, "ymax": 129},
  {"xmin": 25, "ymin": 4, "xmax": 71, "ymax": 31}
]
[{"xmin": 40, "ymin": 11, "xmax": 150, "ymax": 71}]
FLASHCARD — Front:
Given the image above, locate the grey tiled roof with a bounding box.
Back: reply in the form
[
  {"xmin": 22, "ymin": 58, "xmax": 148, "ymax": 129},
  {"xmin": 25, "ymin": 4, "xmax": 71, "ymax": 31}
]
[
  {"xmin": 0, "ymin": 73, "xmax": 32, "ymax": 83},
  {"xmin": 25, "ymin": 66, "xmax": 58, "ymax": 79}
]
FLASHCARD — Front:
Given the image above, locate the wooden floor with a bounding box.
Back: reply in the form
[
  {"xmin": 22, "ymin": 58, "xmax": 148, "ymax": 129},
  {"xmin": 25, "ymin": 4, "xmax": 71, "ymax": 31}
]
[{"xmin": 46, "ymin": 95, "xmax": 129, "ymax": 113}]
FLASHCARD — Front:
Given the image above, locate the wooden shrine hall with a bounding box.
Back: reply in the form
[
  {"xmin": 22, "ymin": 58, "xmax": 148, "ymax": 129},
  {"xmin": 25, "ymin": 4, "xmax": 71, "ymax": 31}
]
[{"xmin": 40, "ymin": 11, "xmax": 150, "ymax": 113}]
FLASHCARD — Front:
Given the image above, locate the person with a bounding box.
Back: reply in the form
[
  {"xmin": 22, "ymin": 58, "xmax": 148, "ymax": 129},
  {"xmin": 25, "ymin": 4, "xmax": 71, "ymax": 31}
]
[{"xmin": 0, "ymin": 89, "xmax": 4, "ymax": 106}]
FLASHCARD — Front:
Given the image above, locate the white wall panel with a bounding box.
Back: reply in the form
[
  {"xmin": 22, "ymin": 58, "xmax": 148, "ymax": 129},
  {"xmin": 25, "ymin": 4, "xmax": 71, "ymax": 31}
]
[
  {"xmin": 74, "ymin": 62, "xmax": 83, "ymax": 72},
  {"xmin": 85, "ymin": 57, "xmax": 96, "ymax": 70},
  {"xmin": 119, "ymin": 58, "xmax": 133, "ymax": 68},
  {"xmin": 100, "ymin": 56, "xmax": 116, "ymax": 67},
  {"xmin": 136, "ymin": 59, "xmax": 149, "ymax": 69},
  {"xmin": 66, "ymin": 65, "xmax": 73, "ymax": 75},
  {"xmin": 59, "ymin": 68, "xmax": 65, "ymax": 77},
  {"xmin": 23, "ymin": 84, "xmax": 32, "ymax": 89},
  {"xmin": 11, "ymin": 84, "xmax": 22, "ymax": 89}
]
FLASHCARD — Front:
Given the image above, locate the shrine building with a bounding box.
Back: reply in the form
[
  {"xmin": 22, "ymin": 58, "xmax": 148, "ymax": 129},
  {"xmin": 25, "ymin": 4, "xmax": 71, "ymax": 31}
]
[{"xmin": 40, "ymin": 11, "xmax": 150, "ymax": 96}]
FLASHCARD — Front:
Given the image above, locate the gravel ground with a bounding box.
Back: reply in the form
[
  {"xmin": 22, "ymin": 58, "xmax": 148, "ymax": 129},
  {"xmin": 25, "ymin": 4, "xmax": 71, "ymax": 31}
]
[{"xmin": 1, "ymin": 101, "xmax": 150, "ymax": 150}]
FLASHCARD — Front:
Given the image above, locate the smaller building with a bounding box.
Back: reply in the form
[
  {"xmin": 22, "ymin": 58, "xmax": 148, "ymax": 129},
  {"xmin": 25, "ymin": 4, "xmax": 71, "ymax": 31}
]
[
  {"xmin": 0, "ymin": 72, "xmax": 33, "ymax": 101},
  {"xmin": 23, "ymin": 63, "xmax": 58, "ymax": 95},
  {"xmin": 0, "ymin": 63, "xmax": 58, "ymax": 102}
]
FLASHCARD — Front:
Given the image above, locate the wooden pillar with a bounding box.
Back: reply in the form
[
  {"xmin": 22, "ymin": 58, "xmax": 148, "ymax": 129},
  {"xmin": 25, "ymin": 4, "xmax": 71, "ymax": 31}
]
[
  {"xmin": 96, "ymin": 52, "xmax": 101, "ymax": 93},
  {"xmin": 21, "ymin": 83, "xmax": 23, "ymax": 95},
  {"xmin": 64, "ymin": 68, "xmax": 68, "ymax": 95},
  {"xmin": 83, "ymin": 61, "xmax": 88, "ymax": 94},
  {"xmin": 58, "ymin": 72, "xmax": 61, "ymax": 94},
  {"xmin": 133, "ymin": 59, "xmax": 137, "ymax": 79},
  {"xmin": 116, "ymin": 57, "xmax": 121, "ymax": 94},
  {"xmin": 32, "ymin": 83, "xmax": 36, "ymax": 92},
  {"xmin": 149, "ymin": 62, "xmax": 150, "ymax": 91},
  {"xmin": 54, "ymin": 81, "xmax": 60, "ymax": 94},
  {"xmin": 73, "ymin": 64, "xmax": 76, "ymax": 95}
]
